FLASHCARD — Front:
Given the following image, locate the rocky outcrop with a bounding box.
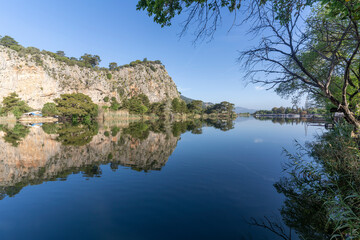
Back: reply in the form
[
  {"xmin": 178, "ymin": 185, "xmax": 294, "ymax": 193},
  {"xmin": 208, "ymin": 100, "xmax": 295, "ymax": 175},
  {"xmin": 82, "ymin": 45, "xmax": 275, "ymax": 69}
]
[{"xmin": 0, "ymin": 46, "xmax": 180, "ymax": 109}]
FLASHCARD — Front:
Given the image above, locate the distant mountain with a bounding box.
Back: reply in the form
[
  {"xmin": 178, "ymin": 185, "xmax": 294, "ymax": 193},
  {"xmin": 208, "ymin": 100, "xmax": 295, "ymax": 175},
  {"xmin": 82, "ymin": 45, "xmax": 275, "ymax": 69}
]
[
  {"xmin": 234, "ymin": 107, "xmax": 257, "ymax": 114},
  {"xmin": 180, "ymin": 95, "xmax": 214, "ymax": 108}
]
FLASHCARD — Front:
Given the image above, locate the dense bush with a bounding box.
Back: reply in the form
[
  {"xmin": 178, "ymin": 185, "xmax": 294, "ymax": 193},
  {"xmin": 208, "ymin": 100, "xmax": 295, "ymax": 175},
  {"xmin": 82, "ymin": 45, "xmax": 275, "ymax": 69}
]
[
  {"xmin": 54, "ymin": 93, "xmax": 98, "ymax": 122},
  {"xmin": 1, "ymin": 92, "xmax": 32, "ymax": 118},
  {"xmin": 122, "ymin": 94, "xmax": 150, "ymax": 114},
  {"xmin": 42, "ymin": 102, "xmax": 59, "ymax": 116},
  {"xmin": 171, "ymin": 98, "xmax": 187, "ymax": 113},
  {"xmin": 110, "ymin": 97, "xmax": 121, "ymax": 111}
]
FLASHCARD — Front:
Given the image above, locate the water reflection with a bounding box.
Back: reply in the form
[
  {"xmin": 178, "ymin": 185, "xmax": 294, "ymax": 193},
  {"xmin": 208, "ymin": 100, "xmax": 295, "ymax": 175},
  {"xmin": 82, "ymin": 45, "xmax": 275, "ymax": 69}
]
[
  {"xmin": 252, "ymin": 123, "xmax": 360, "ymax": 239},
  {"xmin": 0, "ymin": 119, "xmax": 234, "ymax": 199},
  {"xmin": 254, "ymin": 116, "xmax": 327, "ymax": 125}
]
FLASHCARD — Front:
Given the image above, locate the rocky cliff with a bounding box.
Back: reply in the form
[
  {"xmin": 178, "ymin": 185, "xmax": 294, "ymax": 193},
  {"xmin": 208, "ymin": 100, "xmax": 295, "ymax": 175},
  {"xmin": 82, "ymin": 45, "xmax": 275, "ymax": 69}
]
[{"xmin": 0, "ymin": 46, "xmax": 180, "ymax": 109}]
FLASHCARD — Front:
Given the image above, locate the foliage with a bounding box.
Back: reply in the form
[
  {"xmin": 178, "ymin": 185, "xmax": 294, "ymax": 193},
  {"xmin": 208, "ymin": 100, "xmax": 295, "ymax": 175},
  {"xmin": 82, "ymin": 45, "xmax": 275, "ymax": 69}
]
[
  {"xmin": 171, "ymin": 98, "xmax": 187, "ymax": 113},
  {"xmin": 103, "ymin": 96, "xmax": 109, "ymax": 102},
  {"xmin": 54, "ymin": 93, "xmax": 98, "ymax": 122},
  {"xmin": 122, "ymin": 94, "xmax": 150, "ymax": 114},
  {"xmin": 41, "ymin": 102, "xmax": 59, "ymax": 117},
  {"xmin": 136, "ymin": 0, "xmax": 357, "ymax": 28},
  {"xmin": 254, "ymin": 106, "xmax": 327, "ymax": 115},
  {"xmin": 106, "ymin": 73, "xmax": 112, "ymax": 80},
  {"xmin": 205, "ymin": 101, "xmax": 234, "ymax": 115},
  {"xmin": 274, "ymin": 122, "xmax": 360, "ymax": 239},
  {"xmin": 56, "ymin": 51, "xmax": 65, "ymax": 57},
  {"xmin": 79, "ymin": 53, "xmax": 101, "ymax": 68},
  {"xmin": 187, "ymin": 100, "xmax": 203, "ymax": 114},
  {"xmin": 149, "ymin": 102, "xmax": 165, "ymax": 116},
  {"xmin": 109, "ymin": 62, "xmax": 118, "ymax": 70},
  {"xmin": 0, "ymin": 35, "xmax": 19, "ymax": 47},
  {"xmin": 110, "ymin": 97, "xmax": 121, "ymax": 111},
  {"xmin": 1, "ymin": 92, "xmax": 32, "ymax": 118}
]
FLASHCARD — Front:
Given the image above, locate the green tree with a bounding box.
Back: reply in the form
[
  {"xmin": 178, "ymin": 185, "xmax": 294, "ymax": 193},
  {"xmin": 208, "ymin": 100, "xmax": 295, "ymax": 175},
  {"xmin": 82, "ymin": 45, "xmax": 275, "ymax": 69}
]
[
  {"xmin": 149, "ymin": 102, "xmax": 165, "ymax": 116},
  {"xmin": 54, "ymin": 93, "xmax": 98, "ymax": 122},
  {"xmin": 2, "ymin": 92, "xmax": 32, "ymax": 118},
  {"xmin": 80, "ymin": 54, "xmax": 101, "ymax": 68},
  {"xmin": 206, "ymin": 101, "xmax": 234, "ymax": 115},
  {"xmin": 109, "ymin": 62, "xmax": 118, "ymax": 70},
  {"xmin": 110, "ymin": 97, "xmax": 121, "ymax": 111},
  {"xmin": 171, "ymin": 98, "xmax": 187, "ymax": 113},
  {"xmin": 0, "ymin": 36, "xmax": 19, "ymax": 47},
  {"xmin": 187, "ymin": 100, "xmax": 203, "ymax": 114},
  {"xmin": 56, "ymin": 51, "xmax": 66, "ymax": 57},
  {"xmin": 42, "ymin": 102, "xmax": 59, "ymax": 116},
  {"xmin": 122, "ymin": 94, "xmax": 150, "ymax": 114}
]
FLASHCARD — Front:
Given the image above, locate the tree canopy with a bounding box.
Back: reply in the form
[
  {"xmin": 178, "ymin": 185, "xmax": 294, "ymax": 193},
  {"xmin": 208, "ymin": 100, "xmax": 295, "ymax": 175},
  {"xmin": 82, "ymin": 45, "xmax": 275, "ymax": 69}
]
[
  {"xmin": 54, "ymin": 93, "xmax": 98, "ymax": 121},
  {"xmin": 1, "ymin": 92, "xmax": 32, "ymax": 118},
  {"xmin": 80, "ymin": 54, "xmax": 101, "ymax": 68},
  {"xmin": 0, "ymin": 35, "xmax": 19, "ymax": 48}
]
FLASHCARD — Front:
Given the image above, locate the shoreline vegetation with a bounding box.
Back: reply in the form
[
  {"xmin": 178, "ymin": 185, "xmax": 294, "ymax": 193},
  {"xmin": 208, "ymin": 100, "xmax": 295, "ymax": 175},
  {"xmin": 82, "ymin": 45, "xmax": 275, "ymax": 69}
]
[{"xmin": 0, "ymin": 92, "xmax": 236, "ymax": 125}]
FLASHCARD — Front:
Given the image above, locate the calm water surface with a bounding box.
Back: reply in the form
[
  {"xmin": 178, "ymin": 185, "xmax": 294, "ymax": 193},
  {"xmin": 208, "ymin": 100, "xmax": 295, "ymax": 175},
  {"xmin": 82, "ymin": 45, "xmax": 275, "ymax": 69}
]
[{"xmin": 0, "ymin": 117, "xmax": 323, "ymax": 239}]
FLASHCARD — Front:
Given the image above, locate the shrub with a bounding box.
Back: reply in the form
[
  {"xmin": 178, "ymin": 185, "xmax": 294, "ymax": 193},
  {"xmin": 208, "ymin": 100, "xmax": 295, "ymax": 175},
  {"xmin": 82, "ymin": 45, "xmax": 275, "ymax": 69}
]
[
  {"xmin": 150, "ymin": 65, "xmax": 156, "ymax": 72},
  {"xmin": 103, "ymin": 96, "xmax": 109, "ymax": 102},
  {"xmin": 1, "ymin": 92, "xmax": 32, "ymax": 119},
  {"xmin": 42, "ymin": 102, "xmax": 59, "ymax": 116},
  {"xmin": 110, "ymin": 97, "xmax": 121, "ymax": 111},
  {"xmin": 106, "ymin": 73, "xmax": 112, "ymax": 80},
  {"xmin": 54, "ymin": 93, "xmax": 98, "ymax": 122}
]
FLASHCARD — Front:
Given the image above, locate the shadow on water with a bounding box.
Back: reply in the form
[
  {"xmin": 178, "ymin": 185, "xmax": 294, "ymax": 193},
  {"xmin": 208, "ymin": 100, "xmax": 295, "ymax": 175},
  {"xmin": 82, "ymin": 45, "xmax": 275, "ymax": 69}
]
[{"xmin": 0, "ymin": 118, "xmax": 234, "ymax": 200}]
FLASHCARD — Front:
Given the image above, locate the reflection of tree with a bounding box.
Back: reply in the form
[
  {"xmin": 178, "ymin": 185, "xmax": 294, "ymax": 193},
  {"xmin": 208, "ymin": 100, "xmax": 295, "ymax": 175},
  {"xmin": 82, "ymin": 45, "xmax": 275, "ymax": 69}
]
[
  {"xmin": 204, "ymin": 119, "xmax": 234, "ymax": 131},
  {"xmin": 56, "ymin": 123, "xmax": 99, "ymax": 146},
  {"xmin": 271, "ymin": 124, "xmax": 360, "ymax": 239},
  {"xmin": 42, "ymin": 123, "xmax": 59, "ymax": 134},
  {"xmin": 0, "ymin": 124, "xmax": 30, "ymax": 147},
  {"xmin": 122, "ymin": 122, "xmax": 150, "ymax": 140},
  {"xmin": 253, "ymin": 116, "xmax": 316, "ymax": 125},
  {"xmin": 0, "ymin": 119, "xmax": 235, "ymax": 200},
  {"xmin": 171, "ymin": 120, "xmax": 203, "ymax": 137}
]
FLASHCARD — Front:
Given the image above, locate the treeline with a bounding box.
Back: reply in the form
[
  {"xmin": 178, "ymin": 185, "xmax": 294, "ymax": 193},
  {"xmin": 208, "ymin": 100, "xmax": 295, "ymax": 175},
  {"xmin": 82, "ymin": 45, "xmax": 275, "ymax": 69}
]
[
  {"xmin": 254, "ymin": 106, "xmax": 327, "ymax": 115},
  {"xmin": 171, "ymin": 98, "xmax": 236, "ymax": 116},
  {"xmin": 0, "ymin": 35, "xmax": 163, "ymax": 70},
  {"xmin": 0, "ymin": 92, "xmax": 236, "ymax": 125}
]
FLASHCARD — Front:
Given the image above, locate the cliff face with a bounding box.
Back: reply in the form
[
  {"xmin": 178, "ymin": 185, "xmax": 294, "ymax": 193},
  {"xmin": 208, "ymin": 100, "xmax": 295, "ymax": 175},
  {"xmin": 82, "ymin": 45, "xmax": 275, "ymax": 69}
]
[{"xmin": 0, "ymin": 46, "xmax": 180, "ymax": 109}]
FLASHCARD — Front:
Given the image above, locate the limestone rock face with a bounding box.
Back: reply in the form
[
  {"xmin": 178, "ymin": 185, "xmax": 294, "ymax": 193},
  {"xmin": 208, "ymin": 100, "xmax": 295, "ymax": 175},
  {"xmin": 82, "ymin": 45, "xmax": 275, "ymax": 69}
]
[{"xmin": 0, "ymin": 46, "xmax": 180, "ymax": 109}]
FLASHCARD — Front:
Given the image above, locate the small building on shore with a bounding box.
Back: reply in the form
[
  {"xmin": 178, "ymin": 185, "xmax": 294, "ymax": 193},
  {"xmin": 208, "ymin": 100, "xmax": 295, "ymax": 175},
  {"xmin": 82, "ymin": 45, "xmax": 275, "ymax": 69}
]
[{"xmin": 23, "ymin": 111, "xmax": 43, "ymax": 117}]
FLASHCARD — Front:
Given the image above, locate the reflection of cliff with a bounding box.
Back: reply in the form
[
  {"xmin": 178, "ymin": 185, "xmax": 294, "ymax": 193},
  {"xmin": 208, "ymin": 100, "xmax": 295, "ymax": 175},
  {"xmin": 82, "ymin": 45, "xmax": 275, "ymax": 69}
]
[{"xmin": 0, "ymin": 124, "xmax": 180, "ymax": 199}]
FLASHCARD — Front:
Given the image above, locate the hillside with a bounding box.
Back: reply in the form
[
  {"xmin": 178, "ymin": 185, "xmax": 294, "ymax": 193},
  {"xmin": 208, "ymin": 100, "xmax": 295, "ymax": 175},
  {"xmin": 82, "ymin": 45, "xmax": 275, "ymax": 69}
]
[
  {"xmin": 180, "ymin": 95, "xmax": 214, "ymax": 108},
  {"xmin": 0, "ymin": 46, "xmax": 180, "ymax": 109},
  {"xmin": 234, "ymin": 107, "xmax": 257, "ymax": 114}
]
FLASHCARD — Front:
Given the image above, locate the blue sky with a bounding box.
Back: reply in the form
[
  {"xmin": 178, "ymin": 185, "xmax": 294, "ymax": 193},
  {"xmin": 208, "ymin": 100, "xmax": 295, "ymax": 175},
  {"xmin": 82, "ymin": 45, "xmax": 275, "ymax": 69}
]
[{"xmin": 0, "ymin": 0, "xmax": 295, "ymax": 109}]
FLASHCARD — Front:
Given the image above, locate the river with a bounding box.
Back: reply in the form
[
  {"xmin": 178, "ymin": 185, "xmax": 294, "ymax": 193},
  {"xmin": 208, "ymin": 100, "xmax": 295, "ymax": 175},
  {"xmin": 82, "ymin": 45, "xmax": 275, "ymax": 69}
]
[{"xmin": 0, "ymin": 117, "xmax": 323, "ymax": 239}]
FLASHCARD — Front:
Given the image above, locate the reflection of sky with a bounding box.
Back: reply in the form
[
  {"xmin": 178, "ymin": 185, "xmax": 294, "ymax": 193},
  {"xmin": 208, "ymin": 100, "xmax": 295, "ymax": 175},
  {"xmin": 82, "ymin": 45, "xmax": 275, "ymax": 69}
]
[
  {"xmin": 0, "ymin": 117, "xmax": 322, "ymax": 239},
  {"xmin": 0, "ymin": 0, "xmax": 294, "ymax": 109}
]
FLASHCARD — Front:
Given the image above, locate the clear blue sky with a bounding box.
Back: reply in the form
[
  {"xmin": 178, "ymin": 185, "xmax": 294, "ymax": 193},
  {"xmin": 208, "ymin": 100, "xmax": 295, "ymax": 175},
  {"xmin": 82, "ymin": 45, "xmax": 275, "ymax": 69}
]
[{"xmin": 0, "ymin": 0, "xmax": 295, "ymax": 110}]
